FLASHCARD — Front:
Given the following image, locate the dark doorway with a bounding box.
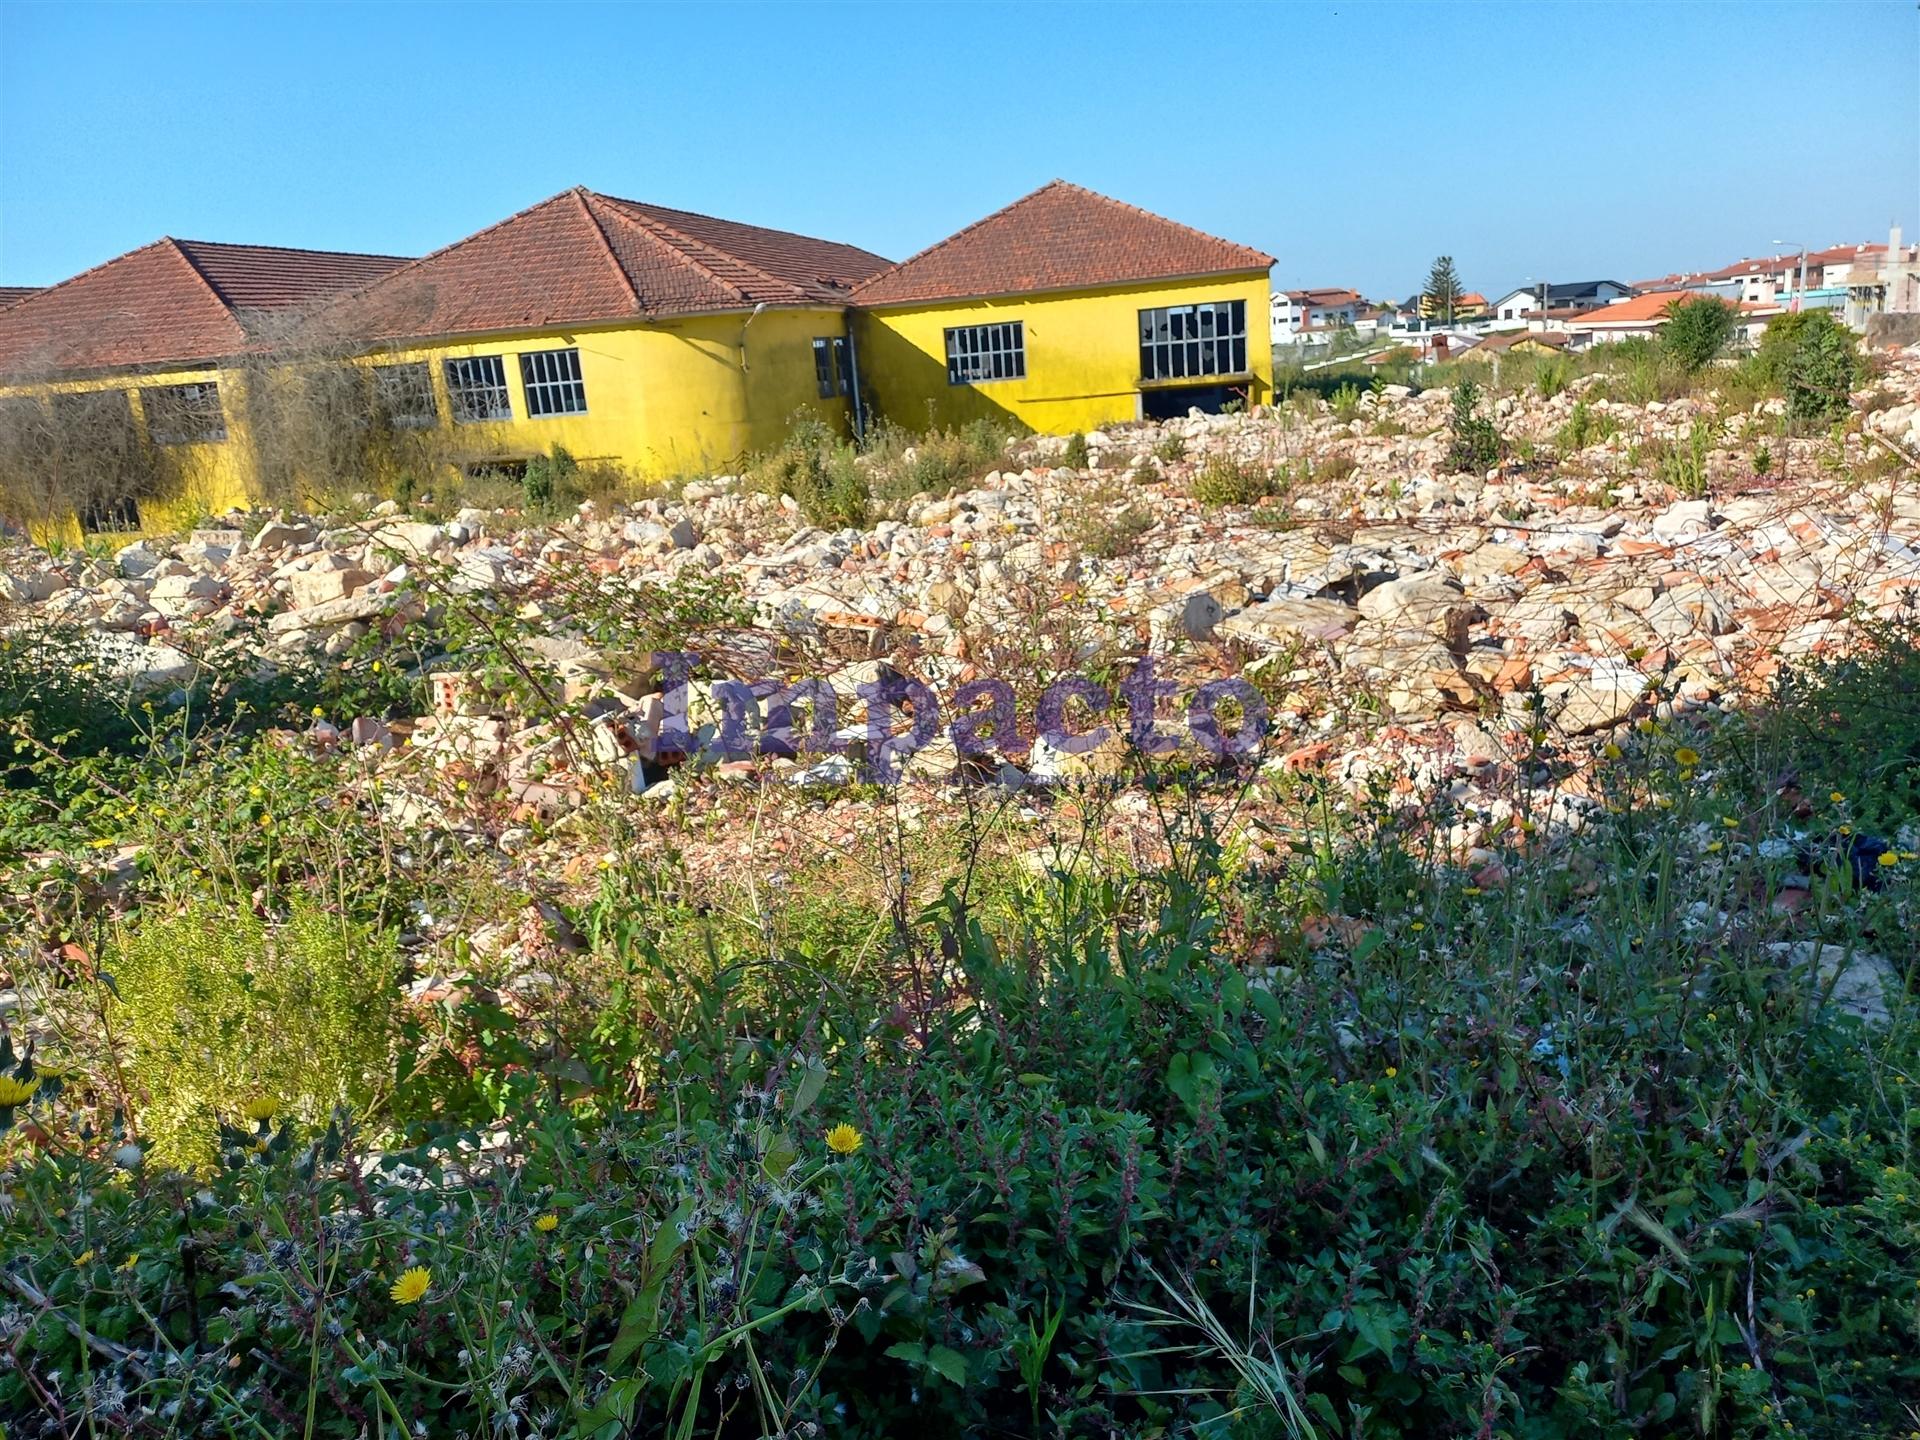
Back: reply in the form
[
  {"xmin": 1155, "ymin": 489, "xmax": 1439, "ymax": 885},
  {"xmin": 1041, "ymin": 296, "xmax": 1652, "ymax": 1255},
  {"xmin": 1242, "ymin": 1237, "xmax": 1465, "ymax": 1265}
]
[{"xmin": 1141, "ymin": 383, "xmax": 1241, "ymax": 419}]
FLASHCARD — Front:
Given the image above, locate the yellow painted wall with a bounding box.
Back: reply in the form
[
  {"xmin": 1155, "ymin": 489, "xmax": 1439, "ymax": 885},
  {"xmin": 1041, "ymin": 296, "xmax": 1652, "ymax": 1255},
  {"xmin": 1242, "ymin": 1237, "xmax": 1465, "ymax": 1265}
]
[
  {"xmin": 359, "ymin": 306, "xmax": 854, "ymax": 483},
  {"xmin": 0, "ymin": 365, "xmax": 252, "ymax": 544},
  {"xmin": 851, "ymin": 272, "xmax": 1273, "ymax": 435}
]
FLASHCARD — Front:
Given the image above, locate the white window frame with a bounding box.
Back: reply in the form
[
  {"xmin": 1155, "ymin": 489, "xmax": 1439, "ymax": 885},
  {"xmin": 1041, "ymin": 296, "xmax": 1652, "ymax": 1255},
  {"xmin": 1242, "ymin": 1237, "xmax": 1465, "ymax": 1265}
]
[
  {"xmin": 519, "ymin": 348, "xmax": 587, "ymax": 418},
  {"xmin": 944, "ymin": 321, "xmax": 1025, "ymax": 385},
  {"xmin": 141, "ymin": 381, "xmax": 227, "ymax": 445},
  {"xmin": 444, "ymin": 355, "xmax": 513, "ymax": 423},
  {"xmin": 1139, "ymin": 300, "xmax": 1249, "ymax": 382},
  {"xmin": 371, "ymin": 362, "xmax": 438, "ymax": 429}
]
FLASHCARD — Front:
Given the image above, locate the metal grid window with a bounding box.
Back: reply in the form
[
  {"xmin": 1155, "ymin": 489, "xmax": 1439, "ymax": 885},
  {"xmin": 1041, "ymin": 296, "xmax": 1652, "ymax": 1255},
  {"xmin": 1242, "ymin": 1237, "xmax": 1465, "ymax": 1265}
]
[
  {"xmin": 519, "ymin": 348, "xmax": 587, "ymax": 417},
  {"xmin": 141, "ymin": 382, "xmax": 227, "ymax": 444},
  {"xmin": 1139, "ymin": 300, "xmax": 1248, "ymax": 382},
  {"xmin": 944, "ymin": 321, "xmax": 1025, "ymax": 385},
  {"xmin": 372, "ymin": 362, "xmax": 437, "ymax": 429},
  {"xmin": 444, "ymin": 355, "xmax": 513, "ymax": 423},
  {"xmin": 812, "ymin": 337, "xmax": 851, "ymax": 397}
]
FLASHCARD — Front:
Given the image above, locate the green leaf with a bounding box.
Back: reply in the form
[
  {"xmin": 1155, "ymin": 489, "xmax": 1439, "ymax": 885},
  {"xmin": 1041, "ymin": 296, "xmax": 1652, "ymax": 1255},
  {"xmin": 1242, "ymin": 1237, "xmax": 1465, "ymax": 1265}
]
[
  {"xmin": 926, "ymin": 1345, "xmax": 969, "ymax": 1385},
  {"xmin": 885, "ymin": 1341, "xmax": 927, "ymax": 1366},
  {"xmin": 789, "ymin": 1056, "xmax": 828, "ymax": 1119}
]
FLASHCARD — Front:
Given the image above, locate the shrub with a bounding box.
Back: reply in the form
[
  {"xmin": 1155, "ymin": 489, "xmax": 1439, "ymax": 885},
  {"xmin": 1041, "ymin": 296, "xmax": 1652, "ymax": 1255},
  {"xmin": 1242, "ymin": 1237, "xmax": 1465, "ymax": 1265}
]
[
  {"xmin": 1534, "ymin": 356, "xmax": 1573, "ymax": 399},
  {"xmin": 1329, "ymin": 381, "xmax": 1363, "ymax": 421},
  {"xmin": 521, "ymin": 441, "xmax": 576, "ymax": 510},
  {"xmin": 750, "ymin": 416, "xmax": 870, "ymax": 529},
  {"xmin": 1554, "ymin": 398, "xmax": 1617, "ymax": 453},
  {"xmin": 106, "ymin": 894, "xmax": 401, "ymax": 1167},
  {"xmin": 1153, "ymin": 431, "xmax": 1187, "ymax": 463},
  {"xmin": 1444, "ymin": 376, "xmax": 1501, "ymax": 473},
  {"xmin": 1654, "ymin": 420, "xmax": 1717, "ymax": 497},
  {"xmin": 1060, "ymin": 431, "xmax": 1091, "ymax": 468},
  {"xmin": 1192, "ymin": 454, "xmax": 1281, "ymax": 506},
  {"xmin": 1662, "ymin": 295, "xmax": 1737, "ymax": 371},
  {"xmin": 1754, "ymin": 441, "xmax": 1773, "ymax": 476},
  {"xmin": 1782, "ymin": 316, "xmax": 1861, "ymax": 426}
]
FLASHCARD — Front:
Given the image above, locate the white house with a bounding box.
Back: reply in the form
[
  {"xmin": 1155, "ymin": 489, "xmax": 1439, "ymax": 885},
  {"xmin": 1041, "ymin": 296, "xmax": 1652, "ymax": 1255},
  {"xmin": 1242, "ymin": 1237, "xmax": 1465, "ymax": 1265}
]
[
  {"xmin": 1271, "ymin": 287, "xmax": 1362, "ymax": 342},
  {"xmin": 1487, "ymin": 280, "xmax": 1635, "ymax": 329}
]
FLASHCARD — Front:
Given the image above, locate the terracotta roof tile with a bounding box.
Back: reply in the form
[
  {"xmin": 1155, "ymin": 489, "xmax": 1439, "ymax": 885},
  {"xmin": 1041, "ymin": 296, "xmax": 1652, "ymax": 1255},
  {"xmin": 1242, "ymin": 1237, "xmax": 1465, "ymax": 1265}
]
[
  {"xmin": 0, "ymin": 286, "xmax": 40, "ymax": 309},
  {"xmin": 317, "ymin": 188, "xmax": 892, "ymax": 344},
  {"xmin": 852, "ymin": 180, "xmax": 1273, "ymax": 307},
  {"xmin": 0, "ymin": 238, "xmax": 408, "ymax": 381}
]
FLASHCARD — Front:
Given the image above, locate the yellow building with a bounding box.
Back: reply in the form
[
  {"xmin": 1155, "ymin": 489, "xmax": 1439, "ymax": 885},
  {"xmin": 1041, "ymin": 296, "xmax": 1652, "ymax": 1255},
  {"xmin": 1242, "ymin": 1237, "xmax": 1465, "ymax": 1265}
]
[
  {"xmin": 2, "ymin": 182, "xmax": 1277, "ymax": 537},
  {"xmin": 852, "ymin": 181, "xmax": 1274, "ymax": 432},
  {"xmin": 307, "ymin": 189, "xmax": 890, "ymax": 483},
  {"xmin": 0, "ymin": 238, "xmax": 407, "ymax": 540}
]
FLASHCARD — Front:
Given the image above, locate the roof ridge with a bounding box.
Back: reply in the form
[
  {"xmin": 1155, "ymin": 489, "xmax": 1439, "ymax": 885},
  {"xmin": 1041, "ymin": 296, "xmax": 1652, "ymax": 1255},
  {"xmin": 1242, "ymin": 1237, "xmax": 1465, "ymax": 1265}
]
[
  {"xmin": 307, "ymin": 187, "xmax": 592, "ymax": 319},
  {"xmin": 173, "ymin": 237, "xmax": 414, "ymax": 263},
  {"xmin": 587, "ymin": 196, "xmax": 772, "ymax": 308},
  {"xmin": 572, "ymin": 190, "xmax": 644, "ymax": 313},
  {"xmin": 591, "ymin": 194, "xmax": 815, "ymax": 303},
  {"xmin": 850, "ymin": 178, "xmax": 1069, "ymax": 299},
  {"xmin": 589, "ymin": 190, "xmax": 884, "ymax": 269},
  {"xmin": 1045, "ymin": 179, "xmax": 1274, "ymax": 268},
  {"xmin": 160, "ymin": 236, "xmax": 245, "ymax": 315},
  {"xmin": 0, "ymin": 237, "xmax": 182, "ymax": 318}
]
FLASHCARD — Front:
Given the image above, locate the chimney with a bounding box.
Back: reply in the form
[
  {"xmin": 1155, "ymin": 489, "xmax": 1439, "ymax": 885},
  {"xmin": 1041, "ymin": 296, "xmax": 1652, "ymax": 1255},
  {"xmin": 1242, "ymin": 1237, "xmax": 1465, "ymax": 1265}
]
[{"xmin": 1891, "ymin": 223, "xmax": 1905, "ymax": 257}]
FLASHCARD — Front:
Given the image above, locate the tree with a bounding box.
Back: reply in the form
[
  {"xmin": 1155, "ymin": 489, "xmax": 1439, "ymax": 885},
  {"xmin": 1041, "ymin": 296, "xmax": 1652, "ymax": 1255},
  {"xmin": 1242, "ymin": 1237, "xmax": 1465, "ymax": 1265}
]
[
  {"xmin": 1423, "ymin": 256, "xmax": 1464, "ymax": 324},
  {"xmin": 1661, "ymin": 295, "xmax": 1737, "ymax": 372}
]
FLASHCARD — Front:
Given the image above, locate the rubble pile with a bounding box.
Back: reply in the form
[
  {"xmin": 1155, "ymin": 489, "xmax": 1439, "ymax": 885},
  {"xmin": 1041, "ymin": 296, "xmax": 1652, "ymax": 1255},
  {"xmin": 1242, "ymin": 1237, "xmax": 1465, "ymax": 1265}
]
[{"xmin": 5, "ymin": 350, "xmax": 1920, "ymax": 845}]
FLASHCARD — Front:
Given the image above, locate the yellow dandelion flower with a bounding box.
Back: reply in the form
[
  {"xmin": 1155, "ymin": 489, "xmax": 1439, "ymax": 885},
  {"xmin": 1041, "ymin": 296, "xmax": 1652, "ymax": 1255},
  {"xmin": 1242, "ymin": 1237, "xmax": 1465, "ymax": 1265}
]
[
  {"xmin": 258, "ymin": 813, "xmax": 274, "ymax": 828},
  {"xmin": 825, "ymin": 1123, "xmax": 863, "ymax": 1156},
  {"xmin": 1673, "ymin": 747, "xmax": 1700, "ymax": 768},
  {"xmin": 1830, "ymin": 790, "xmax": 1846, "ymax": 803},
  {"xmin": 1705, "ymin": 841, "xmax": 1723, "ymax": 853},
  {"xmin": 533, "ymin": 1213, "xmax": 559, "ymax": 1233},
  {"xmin": 242, "ymin": 1096, "xmax": 278, "ymax": 1123},
  {"xmin": 389, "ymin": 1266, "xmax": 431, "ymax": 1305},
  {"xmin": 74, "ymin": 1249, "xmax": 95, "ymax": 1268},
  {"xmin": 1721, "ymin": 816, "xmax": 1738, "ymax": 828},
  {"xmin": 1878, "ymin": 850, "xmax": 1898, "ymax": 869},
  {"xmin": 1385, "ymin": 1066, "xmax": 1399, "ymax": 1079},
  {"xmin": 120, "ymin": 1253, "xmax": 139, "ymax": 1272},
  {"xmin": 1602, "ymin": 742, "xmax": 1622, "ymax": 760},
  {"xmin": 0, "ymin": 1073, "xmax": 40, "ymax": 1107},
  {"xmin": 310, "ymin": 706, "xmax": 325, "ymax": 719}
]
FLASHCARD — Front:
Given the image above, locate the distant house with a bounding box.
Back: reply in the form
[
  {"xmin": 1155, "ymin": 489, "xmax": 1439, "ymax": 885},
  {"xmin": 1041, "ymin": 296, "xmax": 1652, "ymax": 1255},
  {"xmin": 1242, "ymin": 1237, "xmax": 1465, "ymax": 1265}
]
[
  {"xmin": 1458, "ymin": 330, "xmax": 1571, "ymax": 362},
  {"xmin": 1271, "ymin": 286, "xmax": 1362, "ymax": 341},
  {"xmin": 1454, "ymin": 292, "xmax": 1488, "ymax": 320},
  {"xmin": 1844, "ymin": 226, "xmax": 1920, "ymax": 328},
  {"xmin": 1565, "ymin": 290, "xmax": 1777, "ymax": 348},
  {"xmin": 0, "ymin": 287, "xmax": 39, "ymax": 309},
  {"xmin": 1487, "ymin": 280, "xmax": 1635, "ymax": 328}
]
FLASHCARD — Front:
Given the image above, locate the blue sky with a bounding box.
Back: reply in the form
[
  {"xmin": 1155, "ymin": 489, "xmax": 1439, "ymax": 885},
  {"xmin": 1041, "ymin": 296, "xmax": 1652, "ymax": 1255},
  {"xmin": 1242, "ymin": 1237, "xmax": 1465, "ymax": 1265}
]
[{"xmin": 2, "ymin": 1, "xmax": 1915, "ymax": 300}]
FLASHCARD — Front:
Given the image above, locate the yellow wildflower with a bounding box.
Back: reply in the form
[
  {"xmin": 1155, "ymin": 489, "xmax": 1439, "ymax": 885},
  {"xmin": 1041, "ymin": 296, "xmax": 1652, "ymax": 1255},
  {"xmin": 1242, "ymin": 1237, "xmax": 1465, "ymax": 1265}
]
[
  {"xmin": 1602, "ymin": 742, "xmax": 1622, "ymax": 760},
  {"xmin": 74, "ymin": 1249, "xmax": 95, "ymax": 1267},
  {"xmin": 1673, "ymin": 747, "xmax": 1700, "ymax": 768},
  {"xmin": 533, "ymin": 1213, "xmax": 559, "ymax": 1233},
  {"xmin": 389, "ymin": 1266, "xmax": 431, "ymax": 1305},
  {"xmin": 825, "ymin": 1123, "xmax": 863, "ymax": 1156},
  {"xmin": 242, "ymin": 1096, "xmax": 278, "ymax": 1123},
  {"xmin": 120, "ymin": 1253, "xmax": 139, "ymax": 1272},
  {"xmin": 1385, "ymin": 1066, "xmax": 1399, "ymax": 1079},
  {"xmin": 1830, "ymin": 790, "xmax": 1846, "ymax": 803},
  {"xmin": 1878, "ymin": 851, "xmax": 1898, "ymax": 869},
  {"xmin": 0, "ymin": 1073, "xmax": 40, "ymax": 1107}
]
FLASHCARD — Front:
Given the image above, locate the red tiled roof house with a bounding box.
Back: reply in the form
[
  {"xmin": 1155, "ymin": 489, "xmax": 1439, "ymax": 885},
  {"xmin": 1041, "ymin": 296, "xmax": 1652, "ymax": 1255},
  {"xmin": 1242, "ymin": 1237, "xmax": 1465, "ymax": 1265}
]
[
  {"xmin": 301, "ymin": 188, "xmax": 891, "ymax": 483},
  {"xmin": 850, "ymin": 181, "xmax": 1274, "ymax": 431},
  {"xmin": 0, "ymin": 239, "xmax": 407, "ymax": 536}
]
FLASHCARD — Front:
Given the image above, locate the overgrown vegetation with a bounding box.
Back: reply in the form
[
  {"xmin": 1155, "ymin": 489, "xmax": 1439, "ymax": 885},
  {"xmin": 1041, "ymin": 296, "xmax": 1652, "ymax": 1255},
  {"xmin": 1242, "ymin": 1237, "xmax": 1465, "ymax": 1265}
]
[
  {"xmin": 4, "ymin": 612, "xmax": 1920, "ymax": 1435},
  {"xmin": 748, "ymin": 414, "xmax": 1023, "ymax": 528},
  {"xmin": 1662, "ymin": 295, "xmax": 1739, "ymax": 372},
  {"xmin": 1444, "ymin": 375, "xmax": 1502, "ymax": 474}
]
